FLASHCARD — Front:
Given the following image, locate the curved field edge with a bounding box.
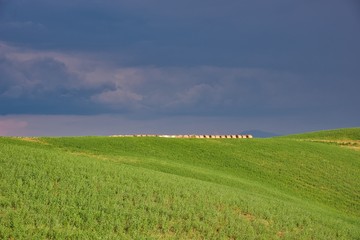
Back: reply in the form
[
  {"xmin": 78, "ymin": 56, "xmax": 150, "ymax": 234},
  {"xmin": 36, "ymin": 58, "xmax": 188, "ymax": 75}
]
[
  {"xmin": 281, "ymin": 127, "xmax": 360, "ymax": 151},
  {"xmin": 282, "ymin": 127, "xmax": 360, "ymax": 141},
  {"xmin": 0, "ymin": 130, "xmax": 359, "ymax": 239}
]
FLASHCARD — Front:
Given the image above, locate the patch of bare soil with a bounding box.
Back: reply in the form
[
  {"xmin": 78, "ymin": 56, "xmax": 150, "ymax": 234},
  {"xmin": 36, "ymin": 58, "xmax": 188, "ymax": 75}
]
[
  {"xmin": 309, "ymin": 139, "xmax": 360, "ymax": 151},
  {"xmin": 17, "ymin": 137, "xmax": 49, "ymax": 145}
]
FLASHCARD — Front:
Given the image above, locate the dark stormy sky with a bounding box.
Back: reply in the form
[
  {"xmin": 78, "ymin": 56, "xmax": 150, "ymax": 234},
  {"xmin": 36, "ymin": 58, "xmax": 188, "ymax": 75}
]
[{"xmin": 0, "ymin": 0, "xmax": 359, "ymax": 136}]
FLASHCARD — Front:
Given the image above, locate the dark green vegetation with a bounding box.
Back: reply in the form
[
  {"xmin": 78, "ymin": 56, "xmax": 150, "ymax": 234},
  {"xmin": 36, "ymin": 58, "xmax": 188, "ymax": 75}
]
[{"xmin": 1, "ymin": 128, "xmax": 359, "ymax": 239}]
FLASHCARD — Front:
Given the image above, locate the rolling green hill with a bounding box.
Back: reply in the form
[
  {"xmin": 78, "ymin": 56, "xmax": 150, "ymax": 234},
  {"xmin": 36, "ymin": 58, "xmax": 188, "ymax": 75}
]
[
  {"xmin": 283, "ymin": 127, "xmax": 360, "ymax": 141},
  {"xmin": 1, "ymin": 128, "xmax": 359, "ymax": 239}
]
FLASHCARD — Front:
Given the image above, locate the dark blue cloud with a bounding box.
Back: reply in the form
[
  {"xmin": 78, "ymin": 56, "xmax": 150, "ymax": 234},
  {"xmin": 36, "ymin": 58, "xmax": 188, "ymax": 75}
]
[
  {"xmin": 0, "ymin": 49, "xmax": 114, "ymax": 114},
  {"xmin": 1, "ymin": 46, "xmax": 356, "ymax": 121},
  {"xmin": 0, "ymin": 0, "xmax": 359, "ymax": 133},
  {"xmin": 2, "ymin": 0, "xmax": 359, "ymax": 71}
]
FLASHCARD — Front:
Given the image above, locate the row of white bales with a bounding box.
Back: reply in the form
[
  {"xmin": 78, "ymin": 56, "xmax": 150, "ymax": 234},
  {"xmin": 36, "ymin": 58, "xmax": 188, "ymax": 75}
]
[{"xmin": 110, "ymin": 134, "xmax": 253, "ymax": 139}]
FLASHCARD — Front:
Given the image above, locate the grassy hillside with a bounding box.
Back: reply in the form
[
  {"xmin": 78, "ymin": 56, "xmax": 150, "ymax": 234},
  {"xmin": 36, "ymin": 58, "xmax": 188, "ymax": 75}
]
[
  {"xmin": 1, "ymin": 128, "xmax": 359, "ymax": 239},
  {"xmin": 283, "ymin": 127, "xmax": 360, "ymax": 141},
  {"xmin": 283, "ymin": 127, "xmax": 360, "ymax": 151}
]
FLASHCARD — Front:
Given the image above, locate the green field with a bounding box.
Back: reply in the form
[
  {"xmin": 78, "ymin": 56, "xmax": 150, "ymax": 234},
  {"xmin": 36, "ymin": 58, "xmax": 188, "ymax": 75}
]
[
  {"xmin": 1, "ymin": 128, "xmax": 359, "ymax": 239},
  {"xmin": 283, "ymin": 128, "xmax": 360, "ymax": 141}
]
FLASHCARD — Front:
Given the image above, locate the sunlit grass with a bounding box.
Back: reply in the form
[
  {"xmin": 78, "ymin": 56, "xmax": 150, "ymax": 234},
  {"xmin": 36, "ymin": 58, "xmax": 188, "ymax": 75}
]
[{"xmin": 1, "ymin": 128, "xmax": 359, "ymax": 239}]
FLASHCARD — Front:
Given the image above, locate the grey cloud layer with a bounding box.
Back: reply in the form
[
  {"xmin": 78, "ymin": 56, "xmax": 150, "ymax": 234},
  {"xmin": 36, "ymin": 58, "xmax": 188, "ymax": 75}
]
[{"xmin": 1, "ymin": 43, "xmax": 317, "ymax": 116}]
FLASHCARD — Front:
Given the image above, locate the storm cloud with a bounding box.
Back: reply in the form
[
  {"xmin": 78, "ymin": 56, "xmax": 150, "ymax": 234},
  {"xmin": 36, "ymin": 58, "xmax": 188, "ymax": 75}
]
[
  {"xmin": 1, "ymin": 42, "xmax": 329, "ymax": 117},
  {"xmin": 0, "ymin": 0, "xmax": 359, "ymax": 135}
]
